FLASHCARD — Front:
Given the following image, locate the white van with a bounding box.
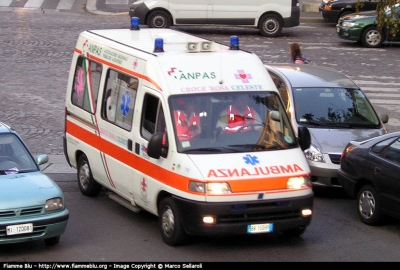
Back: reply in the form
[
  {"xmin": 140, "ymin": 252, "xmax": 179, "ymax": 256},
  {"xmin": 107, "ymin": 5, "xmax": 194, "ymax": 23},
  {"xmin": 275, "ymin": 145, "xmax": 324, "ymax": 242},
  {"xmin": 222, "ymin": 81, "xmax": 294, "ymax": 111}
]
[
  {"xmin": 63, "ymin": 23, "xmax": 313, "ymax": 246},
  {"xmin": 129, "ymin": 0, "xmax": 300, "ymax": 37}
]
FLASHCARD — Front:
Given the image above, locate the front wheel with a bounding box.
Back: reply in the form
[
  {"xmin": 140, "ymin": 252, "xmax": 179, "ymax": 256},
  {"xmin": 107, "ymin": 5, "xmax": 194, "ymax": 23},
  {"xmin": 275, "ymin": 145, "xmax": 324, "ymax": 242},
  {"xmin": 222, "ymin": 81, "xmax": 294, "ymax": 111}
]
[
  {"xmin": 357, "ymin": 184, "xmax": 382, "ymax": 225},
  {"xmin": 258, "ymin": 14, "xmax": 282, "ymax": 37},
  {"xmin": 147, "ymin": 10, "xmax": 171, "ymax": 28},
  {"xmin": 77, "ymin": 154, "xmax": 102, "ymax": 197},
  {"xmin": 361, "ymin": 26, "xmax": 384, "ymax": 48},
  {"xmin": 158, "ymin": 197, "xmax": 187, "ymax": 246}
]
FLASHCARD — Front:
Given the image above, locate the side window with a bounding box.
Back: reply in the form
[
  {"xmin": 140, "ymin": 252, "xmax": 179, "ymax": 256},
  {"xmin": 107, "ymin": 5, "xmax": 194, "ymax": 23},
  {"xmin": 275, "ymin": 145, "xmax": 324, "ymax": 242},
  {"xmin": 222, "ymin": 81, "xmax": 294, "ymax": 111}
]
[
  {"xmin": 141, "ymin": 94, "xmax": 166, "ymax": 141},
  {"xmin": 382, "ymin": 138, "xmax": 400, "ymax": 165},
  {"xmin": 71, "ymin": 57, "xmax": 102, "ymax": 113},
  {"xmin": 101, "ymin": 69, "xmax": 138, "ymax": 131},
  {"xmin": 269, "ymin": 72, "xmax": 289, "ymax": 110}
]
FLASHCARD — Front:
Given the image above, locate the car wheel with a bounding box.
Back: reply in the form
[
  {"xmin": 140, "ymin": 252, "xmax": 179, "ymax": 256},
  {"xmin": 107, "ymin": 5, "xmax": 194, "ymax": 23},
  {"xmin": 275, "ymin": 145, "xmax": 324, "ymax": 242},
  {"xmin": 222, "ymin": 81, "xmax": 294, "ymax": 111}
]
[
  {"xmin": 44, "ymin": 236, "xmax": 60, "ymax": 246},
  {"xmin": 77, "ymin": 154, "xmax": 102, "ymax": 197},
  {"xmin": 361, "ymin": 26, "xmax": 384, "ymax": 48},
  {"xmin": 357, "ymin": 184, "xmax": 382, "ymax": 225},
  {"xmin": 282, "ymin": 226, "xmax": 306, "ymax": 237},
  {"xmin": 159, "ymin": 197, "xmax": 187, "ymax": 246},
  {"xmin": 147, "ymin": 10, "xmax": 171, "ymax": 28},
  {"xmin": 258, "ymin": 14, "xmax": 282, "ymax": 37}
]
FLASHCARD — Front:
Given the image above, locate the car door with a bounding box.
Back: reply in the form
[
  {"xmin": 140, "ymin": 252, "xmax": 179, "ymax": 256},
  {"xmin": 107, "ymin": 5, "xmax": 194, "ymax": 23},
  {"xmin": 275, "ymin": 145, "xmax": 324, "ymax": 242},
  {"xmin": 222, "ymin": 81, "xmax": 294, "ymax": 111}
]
[
  {"xmin": 208, "ymin": 0, "xmax": 260, "ymax": 25},
  {"xmin": 360, "ymin": 0, "xmax": 380, "ymax": 12},
  {"xmin": 372, "ymin": 137, "xmax": 400, "ymax": 217},
  {"xmin": 169, "ymin": 0, "xmax": 210, "ymax": 23}
]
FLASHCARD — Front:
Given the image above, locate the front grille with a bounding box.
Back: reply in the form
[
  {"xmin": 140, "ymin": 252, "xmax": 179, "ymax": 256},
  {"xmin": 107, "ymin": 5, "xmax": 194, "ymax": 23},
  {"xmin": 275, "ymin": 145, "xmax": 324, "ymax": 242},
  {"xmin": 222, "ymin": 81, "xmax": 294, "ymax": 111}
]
[
  {"xmin": 329, "ymin": 154, "xmax": 341, "ymax": 164},
  {"xmin": 218, "ymin": 210, "xmax": 301, "ymax": 224},
  {"xmin": 0, "ymin": 206, "xmax": 44, "ymax": 219}
]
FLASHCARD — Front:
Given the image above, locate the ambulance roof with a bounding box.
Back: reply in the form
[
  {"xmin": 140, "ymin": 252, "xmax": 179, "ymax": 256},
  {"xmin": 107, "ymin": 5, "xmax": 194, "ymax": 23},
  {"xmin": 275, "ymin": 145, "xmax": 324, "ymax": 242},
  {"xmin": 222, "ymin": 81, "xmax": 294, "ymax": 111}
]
[{"xmin": 87, "ymin": 28, "xmax": 224, "ymax": 54}]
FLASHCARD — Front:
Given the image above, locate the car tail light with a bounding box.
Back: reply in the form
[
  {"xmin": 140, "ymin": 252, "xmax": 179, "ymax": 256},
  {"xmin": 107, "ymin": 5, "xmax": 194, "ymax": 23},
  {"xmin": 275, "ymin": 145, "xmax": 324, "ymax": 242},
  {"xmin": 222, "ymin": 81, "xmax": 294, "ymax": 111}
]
[{"xmin": 340, "ymin": 143, "xmax": 357, "ymax": 161}]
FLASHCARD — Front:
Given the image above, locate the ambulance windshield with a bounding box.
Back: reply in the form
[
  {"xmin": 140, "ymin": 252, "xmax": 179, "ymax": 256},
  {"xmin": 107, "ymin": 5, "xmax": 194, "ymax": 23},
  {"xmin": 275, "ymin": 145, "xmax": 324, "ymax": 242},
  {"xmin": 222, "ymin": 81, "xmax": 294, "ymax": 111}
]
[{"xmin": 169, "ymin": 92, "xmax": 298, "ymax": 153}]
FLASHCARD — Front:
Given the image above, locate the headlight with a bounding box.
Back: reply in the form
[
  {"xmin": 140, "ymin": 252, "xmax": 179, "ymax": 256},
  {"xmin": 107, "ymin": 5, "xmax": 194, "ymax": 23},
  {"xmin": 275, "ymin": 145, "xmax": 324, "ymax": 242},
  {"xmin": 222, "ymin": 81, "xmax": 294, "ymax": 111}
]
[
  {"xmin": 342, "ymin": 22, "xmax": 356, "ymax": 27},
  {"xmin": 45, "ymin": 198, "xmax": 64, "ymax": 212},
  {"xmin": 189, "ymin": 181, "xmax": 232, "ymax": 194},
  {"xmin": 287, "ymin": 176, "xmax": 311, "ymax": 189},
  {"xmin": 304, "ymin": 144, "xmax": 325, "ymax": 163}
]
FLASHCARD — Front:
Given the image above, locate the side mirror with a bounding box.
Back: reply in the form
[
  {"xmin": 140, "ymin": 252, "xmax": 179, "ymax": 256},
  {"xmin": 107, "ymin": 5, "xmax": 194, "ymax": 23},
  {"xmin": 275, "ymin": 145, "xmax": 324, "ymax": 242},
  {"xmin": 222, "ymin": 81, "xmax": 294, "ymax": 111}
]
[
  {"xmin": 298, "ymin": 126, "xmax": 311, "ymax": 151},
  {"xmin": 380, "ymin": 114, "xmax": 389, "ymax": 124},
  {"xmin": 147, "ymin": 132, "xmax": 164, "ymax": 159}
]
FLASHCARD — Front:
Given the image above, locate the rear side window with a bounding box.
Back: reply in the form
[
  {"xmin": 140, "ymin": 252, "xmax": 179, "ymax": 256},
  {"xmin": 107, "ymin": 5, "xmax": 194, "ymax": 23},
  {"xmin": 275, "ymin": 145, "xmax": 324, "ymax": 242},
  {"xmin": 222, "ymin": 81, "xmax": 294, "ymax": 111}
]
[
  {"xmin": 101, "ymin": 69, "xmax": 138, "ymax": 131},
  {"xmin": 71, "ymin": 56, "xmax": 102, "ymax": 113}
]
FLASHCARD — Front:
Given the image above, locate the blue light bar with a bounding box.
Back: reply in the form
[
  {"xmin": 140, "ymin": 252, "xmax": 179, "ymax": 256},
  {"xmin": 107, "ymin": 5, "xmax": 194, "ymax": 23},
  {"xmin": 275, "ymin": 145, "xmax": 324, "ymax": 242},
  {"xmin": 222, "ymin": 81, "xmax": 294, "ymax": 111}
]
[
  {"xmin": 154, "ymin": 38, "xmax": 164, "ymax": 53},
  {"xmin": 130, "ymin": 17, "xmax": 140, "ymax": 30},
  {"xmin": 230, "ymin": 36, "xmax": 239, "ymax": 50}
]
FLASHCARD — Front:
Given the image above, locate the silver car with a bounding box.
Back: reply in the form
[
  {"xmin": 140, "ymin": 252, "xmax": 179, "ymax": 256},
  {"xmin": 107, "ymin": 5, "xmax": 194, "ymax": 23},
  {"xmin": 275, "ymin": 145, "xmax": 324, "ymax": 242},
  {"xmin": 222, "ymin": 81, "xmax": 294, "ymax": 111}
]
[{"xmin": 265, "ymin": 64, "xmax": 388, "ymax": 187}]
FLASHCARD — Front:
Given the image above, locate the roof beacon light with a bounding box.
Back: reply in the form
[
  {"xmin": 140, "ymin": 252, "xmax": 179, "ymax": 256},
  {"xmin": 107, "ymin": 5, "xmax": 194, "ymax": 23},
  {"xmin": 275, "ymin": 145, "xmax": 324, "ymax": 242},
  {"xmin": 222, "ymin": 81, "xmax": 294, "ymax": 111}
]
[
  {"xmin": 130, "ymin": 17, "xmax": 140, "ymax": 30},
  {"xmin": 230, "ymin": 36, "xmax": 239, "ymax": 50},
  {"xmin": 154, "ymin": 38, "xmax": 164, "ymax": 53}
]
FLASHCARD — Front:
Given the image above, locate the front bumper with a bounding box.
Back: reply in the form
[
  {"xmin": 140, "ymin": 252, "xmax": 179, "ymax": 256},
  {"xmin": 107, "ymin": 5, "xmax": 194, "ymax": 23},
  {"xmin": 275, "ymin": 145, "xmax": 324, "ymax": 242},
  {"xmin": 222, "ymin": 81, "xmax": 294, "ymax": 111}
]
[
  {"xmin": 0, "ymin": 209, "xmax": 69, "ymax": 244},
  {"xmin": 173, "ymin": 194, "xmax": 313, "ymax": 236}
]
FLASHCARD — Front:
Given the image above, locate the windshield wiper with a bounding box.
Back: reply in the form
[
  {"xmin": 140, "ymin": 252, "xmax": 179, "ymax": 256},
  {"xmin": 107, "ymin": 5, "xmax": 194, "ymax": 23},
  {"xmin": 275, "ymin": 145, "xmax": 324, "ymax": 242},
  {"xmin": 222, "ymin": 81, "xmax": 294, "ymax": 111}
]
[{"xmin": 0, "ymin": 167, "xmax": 19, "ymax": 175}]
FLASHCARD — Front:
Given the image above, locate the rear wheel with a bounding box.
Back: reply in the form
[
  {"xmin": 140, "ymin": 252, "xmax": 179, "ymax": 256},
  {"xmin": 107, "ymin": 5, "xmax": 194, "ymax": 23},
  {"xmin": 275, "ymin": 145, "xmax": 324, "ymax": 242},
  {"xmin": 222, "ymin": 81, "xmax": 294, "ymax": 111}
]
[
  {"xmin": 147, "ymin": 10, "xmax": 171, "ymax": 28},
  {"xmin": 159, "ymin": 197, "xmax": 187, "ymax": 246},
  {"xmin": 258, "ymin": 14, "xmax": 282, "ymax": 37},
  {"xmin": 77, "ymin": 154, "xmax": 102, "ymax": 197},
  {"xmin": 357, "ymin": 184, "xmax": 382, "ymax": 225},
  {"xmin": 361, "ymin": 26, "xmax": 384, "ymax": 48}
]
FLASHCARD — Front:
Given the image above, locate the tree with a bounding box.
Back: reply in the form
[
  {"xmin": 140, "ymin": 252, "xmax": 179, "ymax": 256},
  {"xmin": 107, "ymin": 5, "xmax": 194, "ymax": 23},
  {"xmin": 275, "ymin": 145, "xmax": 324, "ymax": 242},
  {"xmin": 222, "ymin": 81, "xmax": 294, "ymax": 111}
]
[
  {"xmin": 377, "ymin": 0, "xmax": 399, "ymax": 37},
  {"xmin": 357, "ymin": 0, "xmax": 399, "ymax": 37}
]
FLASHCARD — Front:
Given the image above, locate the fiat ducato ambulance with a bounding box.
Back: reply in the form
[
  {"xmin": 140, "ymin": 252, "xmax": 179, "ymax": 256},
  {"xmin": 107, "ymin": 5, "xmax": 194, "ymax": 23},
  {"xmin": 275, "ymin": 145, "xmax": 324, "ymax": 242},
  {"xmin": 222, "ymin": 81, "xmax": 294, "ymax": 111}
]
[{"xmin": 63, "ymin": 20, "xmax": 313, "ymax": 246}]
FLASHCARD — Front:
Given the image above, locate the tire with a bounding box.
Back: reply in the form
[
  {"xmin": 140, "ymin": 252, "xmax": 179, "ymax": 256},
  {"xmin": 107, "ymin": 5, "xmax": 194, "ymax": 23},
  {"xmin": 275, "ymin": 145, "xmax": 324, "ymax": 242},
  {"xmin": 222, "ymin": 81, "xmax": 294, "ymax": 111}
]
[
  {"xmin": 147, "ymin": 10, "xmax": 171, "ymax": 28},
  {"xmin": 361, "ymin": 26, "xmax": 384, "ymax": 48},
  {"xmin": 258, "ymin": 14, "xmax": 282, "ymax": 38},
  {"xmin": 77, "ymin": 154, "xmax": 102, "ymax": 197},
  {"xmin": 158, "ymin": 197, "xmax": 187, "ymax": 246},
  {"xmin": 282, "ymin": 226, "xmax": 306, "ymax": 237},
  {"xmin": 357, "ymin": 184, "xmax": 382, "ymax": 225},
  {"xmin": 44, "ymin": 236, "xmax": 60, "ymax": 246}
]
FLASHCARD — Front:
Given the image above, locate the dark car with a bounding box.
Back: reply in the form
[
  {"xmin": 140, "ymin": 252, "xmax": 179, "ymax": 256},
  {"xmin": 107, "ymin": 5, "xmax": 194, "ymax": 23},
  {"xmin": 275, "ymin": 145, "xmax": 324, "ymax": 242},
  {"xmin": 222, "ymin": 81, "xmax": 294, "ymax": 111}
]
[
  {"xmin": 336, "ymin": 3, "xmax": 400, "ymax": 48},
  {"xmin": 338, "ymin": 132, "xmax": 400, "ymax": 225},
  {"xmin": 319, "ymin": 0, "xmax": 380, "ymax": 23}
]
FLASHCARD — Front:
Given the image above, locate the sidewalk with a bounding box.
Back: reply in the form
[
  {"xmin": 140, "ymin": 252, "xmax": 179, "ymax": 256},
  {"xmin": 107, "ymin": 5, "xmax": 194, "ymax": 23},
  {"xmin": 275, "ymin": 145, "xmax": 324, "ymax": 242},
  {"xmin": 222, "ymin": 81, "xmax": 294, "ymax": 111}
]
[{"xmin": 40, "ymin": 155, "xmax": 76, "ymax": 174}]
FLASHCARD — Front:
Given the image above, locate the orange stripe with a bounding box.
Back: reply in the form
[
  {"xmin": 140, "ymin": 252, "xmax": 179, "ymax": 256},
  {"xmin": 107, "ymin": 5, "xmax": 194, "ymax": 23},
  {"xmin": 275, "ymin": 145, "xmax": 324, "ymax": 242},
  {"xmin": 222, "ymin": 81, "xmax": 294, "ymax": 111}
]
[
  {"xmin": 66, "ymin": 118, "xmax": 309, "ymax": 194},
  {"xmin": 74, "ymin": 48, "xmax": 162, "ymax": 92}
]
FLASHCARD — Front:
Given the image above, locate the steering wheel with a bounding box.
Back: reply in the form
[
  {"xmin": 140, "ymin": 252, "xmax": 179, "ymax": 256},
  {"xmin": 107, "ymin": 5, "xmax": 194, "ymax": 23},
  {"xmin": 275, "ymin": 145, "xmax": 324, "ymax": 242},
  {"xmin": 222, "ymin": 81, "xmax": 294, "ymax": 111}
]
[{"xmin": 237, "ymin": 123, "xmax": 265, "ymax": 132}]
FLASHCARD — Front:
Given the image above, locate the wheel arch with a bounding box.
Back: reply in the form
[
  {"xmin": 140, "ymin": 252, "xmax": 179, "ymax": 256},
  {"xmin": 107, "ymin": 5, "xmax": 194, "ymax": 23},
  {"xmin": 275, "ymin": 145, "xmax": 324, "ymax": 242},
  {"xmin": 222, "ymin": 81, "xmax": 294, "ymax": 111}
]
[
  {"xmin": 145, "ymin": 8, "xmax": 173, "ymax": 26},
  {"xmin": 257, "ymin": 11, "xmax": 283, "ymax": 27}
]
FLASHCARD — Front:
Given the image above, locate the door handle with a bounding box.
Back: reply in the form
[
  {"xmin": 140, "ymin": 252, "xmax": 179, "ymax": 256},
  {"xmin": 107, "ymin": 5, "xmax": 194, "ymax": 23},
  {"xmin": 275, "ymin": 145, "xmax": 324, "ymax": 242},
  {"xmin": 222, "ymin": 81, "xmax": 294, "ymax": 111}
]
[{"xmin": 374, "ymin": 166, "xmax": 382, "ymax": 174}]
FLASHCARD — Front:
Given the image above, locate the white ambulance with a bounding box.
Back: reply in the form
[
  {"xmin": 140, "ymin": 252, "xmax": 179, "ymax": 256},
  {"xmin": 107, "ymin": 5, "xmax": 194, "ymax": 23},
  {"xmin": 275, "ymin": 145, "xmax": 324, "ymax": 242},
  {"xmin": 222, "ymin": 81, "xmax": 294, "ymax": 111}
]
[{"xmin": 63, "ymin": 20, "xmax": 313, "ymax": 246}]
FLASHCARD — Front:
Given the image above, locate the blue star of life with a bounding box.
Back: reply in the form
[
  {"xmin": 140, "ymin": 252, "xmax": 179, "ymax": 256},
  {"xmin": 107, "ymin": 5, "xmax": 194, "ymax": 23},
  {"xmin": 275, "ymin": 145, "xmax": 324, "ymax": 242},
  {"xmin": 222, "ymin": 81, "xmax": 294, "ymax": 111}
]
[{"xmin": 243, "ymin": 154, "xmax": 259, "ymax": 165}]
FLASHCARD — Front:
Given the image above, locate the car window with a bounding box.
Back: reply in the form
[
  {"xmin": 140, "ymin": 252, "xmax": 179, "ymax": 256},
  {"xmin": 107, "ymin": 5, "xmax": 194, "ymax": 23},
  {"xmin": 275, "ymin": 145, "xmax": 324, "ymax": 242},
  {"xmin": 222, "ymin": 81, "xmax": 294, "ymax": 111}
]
[
  {"xmin": 381, "ymin": 138, "xmax": 400, "ymax": 165},
  {"xmin": 371, "ymin": 137, "xmax": 398, "ymax": 154},
  {"xmin": 0, "ymin": 133, "xmax": 38, "ymax": 172},
  {"xmin": 293, "ymin": 87, "xmax": 380, "ymax": 127}
]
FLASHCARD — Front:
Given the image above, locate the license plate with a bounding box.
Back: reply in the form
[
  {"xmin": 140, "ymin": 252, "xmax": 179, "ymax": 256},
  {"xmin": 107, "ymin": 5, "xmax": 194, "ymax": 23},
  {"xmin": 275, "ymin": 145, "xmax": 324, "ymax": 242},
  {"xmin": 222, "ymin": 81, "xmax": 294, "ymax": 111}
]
[
  {"xmin": 336, "ymin": 27, "xmax": 340, "ymax": 33},
  {"xmin": 6, "ymin": 223, "xmax": 33, "ymax": 235},
  {"xmin": 247, "ymin": 223, "xmax": 273, "ymax": 234}
]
